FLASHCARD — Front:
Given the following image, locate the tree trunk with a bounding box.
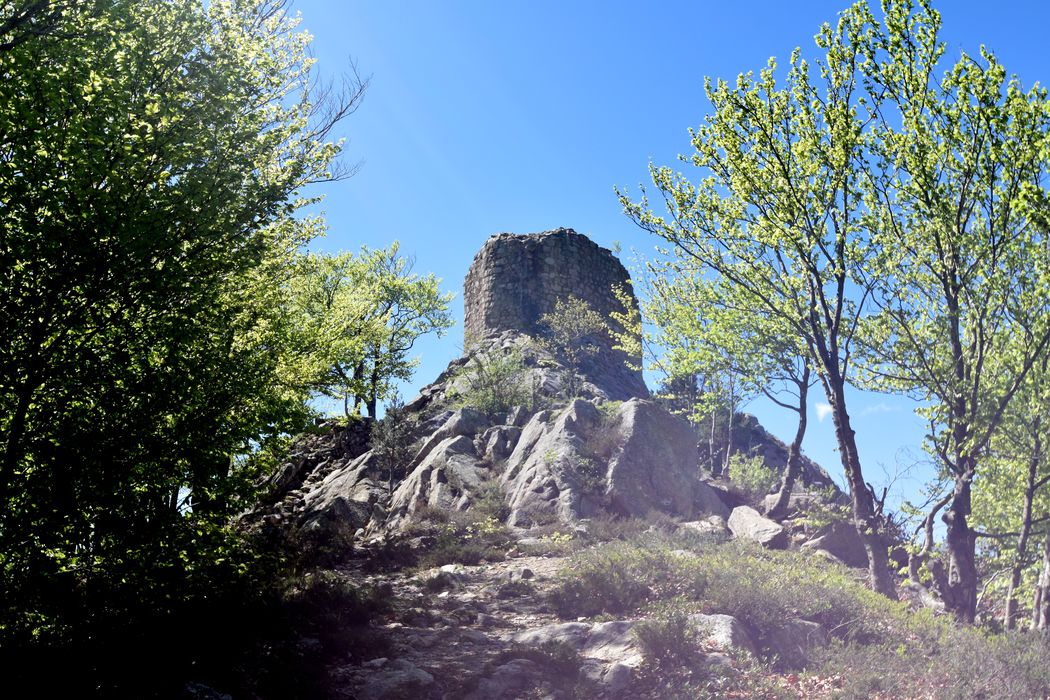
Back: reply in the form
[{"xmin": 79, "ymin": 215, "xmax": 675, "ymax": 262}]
[
  {"xmin": 942, "ymin": 466, "xmax": 978, "ymax": 623},
  {"xmin": 828, "ymin": 383, "xmax": 898, "ymax": 599},
  {"xmin": 1033, "ymin": 530, "xmax": 1050, "ymax": 630},
  {"xmin": 1005, "ymin": 424, "xmax": 1041, "ymax": 630},
  {"xmin": 0, "ymin": 379, "xmax": 36, "ymax": 515},
  {"xmin": 709, "ymin": 409, "xmax": 718, "ymax": 477},
  {"xmin": 723, "ymin": 378, "xmax": 734, "ymax": 477},
  {"xmin": 767, "ymin": 370, "xmax": 810, "ymax": 521}
]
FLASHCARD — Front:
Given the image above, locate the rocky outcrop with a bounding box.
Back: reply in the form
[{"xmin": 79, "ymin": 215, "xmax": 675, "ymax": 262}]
[
  {"xmin": 605, "ymin": 399, "xmax": 728, "ymax": 519},
  {"xmin": 728, "ymin": 506, "xmax": 788, "ymax": 549},
  {"xmin": 501, "ymin": 398, "xmax": 728, "ymax": 527},
  {"xmin": 801, "ymin": 520, "xmax": 869, "ymax": 568},
  {"xmin": 462, "ymin": 228, "xmax": 647, "ymax": 400},
  {"xmin": 732, "ymin": 413, "xmax": 840, "ymax": 493}
]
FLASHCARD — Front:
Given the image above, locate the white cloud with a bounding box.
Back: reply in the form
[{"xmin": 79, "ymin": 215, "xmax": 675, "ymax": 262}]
[
  {"xmin": 860, "ymin": 401, "xmax": 898, "ymax": 416},
  {"xmin": 816, "ymin": 402, "xmax": 833, "ymax": 423}
]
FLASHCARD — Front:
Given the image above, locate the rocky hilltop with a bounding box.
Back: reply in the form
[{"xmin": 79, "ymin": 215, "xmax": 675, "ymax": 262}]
[{"xmin": 246, "ymin": 228, "xmax": 870, "ymax": 699}]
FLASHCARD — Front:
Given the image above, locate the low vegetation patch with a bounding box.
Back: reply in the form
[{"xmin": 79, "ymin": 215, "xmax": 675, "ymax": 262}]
[
  {"xmin": 406, "ymin": 507, "xmax": 513, "ymax": 568},
  {"xmin": 634, "ymin": 602, "xmax": 702, "ymax": 668},
  {"xmin": 548, "ymin": 526, "xmax": 1050, "ymax": 697}
]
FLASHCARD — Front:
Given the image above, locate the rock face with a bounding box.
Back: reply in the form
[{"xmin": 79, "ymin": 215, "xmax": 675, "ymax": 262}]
[
  {"xmin": 728, "ymin": 506, "xmax": 788, "ymax": 549},
  {"xmin": 501, "ymin": 398, "xmax": 728, "ymax": 527},
  {"xmin": 462, "ymin": 228, "xmax": 647, "ymax": 400},
  {"xmin": 801, "ymin": 520, "xmax": 869, "ymax": 568}
]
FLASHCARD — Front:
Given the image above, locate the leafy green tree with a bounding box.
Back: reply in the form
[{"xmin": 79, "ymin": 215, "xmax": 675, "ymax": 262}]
[
  {"xmin": 0, "ymin": 0, "xmax": 363, "ymax": 691},
  {"xmin": 858, "ymin": 0, "xmax": 1050, "ymax": 622},
  {"xmin": 643, "ymin": 267, "xmax": 813, "ymax": 517},
  {"xmin": 290, "ymin": 244, "xmax": 453, "ymax": 417},
  {"xmin": 620, "ymin": 2, "xmax": 898, "ymax": 596},
  {"xmin": 538, "ymin": 295, "xmax": 608, "ymax": 399}
]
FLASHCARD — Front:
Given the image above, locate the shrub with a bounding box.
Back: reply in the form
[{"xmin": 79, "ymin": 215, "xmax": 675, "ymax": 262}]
[
  {"xmin": 473, "ymin": 479, "xmax": 511, "ymax": 522},
  {"xmin": 727, "ymin": 453, "xmax": 780, "ymax": 502},
  {"xmin": 634, "ymin": 603, "xmax": 701, "ymax": 668},
  {"xmin": 488, "ymin": 640, "xmax": 583, "ymax": 681},
  {"xmin": 548, "ymin": 536, "xmax": 705, "ymax": 618},
  {"xmin": 414, "ymin": 511, "xmax": 512, "ymax": 568},
  {"xmin": 451, "ymin": 348, "xmax": 532, "ymax": 416}
]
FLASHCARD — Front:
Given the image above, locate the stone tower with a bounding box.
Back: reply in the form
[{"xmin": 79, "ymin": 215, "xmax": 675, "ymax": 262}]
[{"xmin": 463, "ymin": 228, "xmax": 648, "ymax": 399}]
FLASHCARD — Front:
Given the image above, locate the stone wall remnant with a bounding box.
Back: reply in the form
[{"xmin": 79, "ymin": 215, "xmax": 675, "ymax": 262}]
[{"xmin": 462, "ymin": 228, "xmax": 646, "ymax": 399}]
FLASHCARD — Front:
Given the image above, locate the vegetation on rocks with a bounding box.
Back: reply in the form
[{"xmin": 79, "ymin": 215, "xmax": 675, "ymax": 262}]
[{"xmin": 6, "ymin": 0, "xmax": 1050, "ymax": 696}]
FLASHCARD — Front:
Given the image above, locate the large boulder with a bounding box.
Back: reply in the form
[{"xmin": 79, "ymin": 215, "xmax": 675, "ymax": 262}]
[
  {"xmin": 604, "ymin": 399, "xmax": 728, "ymax": 520},
  {"xmin": 728, "ymin": 506, "xmax": 788, "ymax": 549},
  {"xmin": 298, "ymin": 450, "xmax": 384, "ymax": 547},
  {"xmin": 501, "ymin": 398, "xmax": 728, "ymax": 527},
  {"xmin": 800, "ymin": 520, "xmax": 868, "ymax": 568},
  {"xmin": 690, "ymin": 613, "xmax": 756, "ymax": 656},
  {"xmin": 385, "ymin": 435, "xmax": 492, "ymax": 529},
  {"xmin": 501, "ymin": 400, "xmax": 605, "ymax": 526},
  {"xmin": 508, "ymin": 620, "xmax": 642, "ymax": 693},
  {"xmin": 766, "ymin": 619, "xmax": 829, "ymax": 667}
]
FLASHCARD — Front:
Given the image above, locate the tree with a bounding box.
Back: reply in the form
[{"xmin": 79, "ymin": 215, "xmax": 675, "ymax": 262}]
[
  {"xmin": 643, "ymin": 265, "xmax": 814, "ymax": 516},
  {"xmin": 291, "ymin": 244, "xmax": 453, "ymax": 418},
  {"xmin": 858, "ymin": 0, "xmax": 1050, "ymax": 622},
  {"xmin": 373, "ymin": 394, "xmax": 415, "ymax": 496},
  {"xmin": 620, "ymin": 2, "xmax": 898, "ymax": 597},
  {"xmin": 0, "ymin": 0, "xmax": 364, "ymax": 690},
  {"xmin": 538, "ymin": 295, "xmax": 608, "ymax": 399}
]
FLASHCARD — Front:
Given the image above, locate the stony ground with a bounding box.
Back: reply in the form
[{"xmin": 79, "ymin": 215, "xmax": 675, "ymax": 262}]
[{"xmin": 329, "ymin": 550, "xmax": 590, "ymax": 699}]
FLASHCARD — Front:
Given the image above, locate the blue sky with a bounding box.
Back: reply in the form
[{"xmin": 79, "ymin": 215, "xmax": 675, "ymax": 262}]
[{"xmin": 292, "ymin": 0, "xmax": 1049, "ymax": 511}]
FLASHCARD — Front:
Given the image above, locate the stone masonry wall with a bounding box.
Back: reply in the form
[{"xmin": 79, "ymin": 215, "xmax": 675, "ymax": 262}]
[{"xmin": 463, "ymin": 228, "xmax": 648, "ymax": 399}]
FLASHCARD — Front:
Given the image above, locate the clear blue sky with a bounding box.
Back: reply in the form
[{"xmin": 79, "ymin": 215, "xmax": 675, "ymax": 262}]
[{"xmin": 292, "ymin": 0, "xmax": 1049, "ymax": 511}]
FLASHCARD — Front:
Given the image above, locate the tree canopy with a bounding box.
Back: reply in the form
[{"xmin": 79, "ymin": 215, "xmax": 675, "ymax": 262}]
[{"xmin": 0, "ymin": 0, "xmax": 366, "ymax": 691}]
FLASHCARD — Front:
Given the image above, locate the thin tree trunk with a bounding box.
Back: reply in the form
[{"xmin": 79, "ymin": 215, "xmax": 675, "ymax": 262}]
[
  {"xmin": 722, "ymin": 377, "xmax": 734, "ymax": 477},
  {"xmin": 767, "ymin": 369, "xmax": 810, "ymax": 521},
  {"xmin": 828, "ymin": 383, "xmax": 898, "ymax": 599},
  {"xmin": 1005, "ymin": 423, "xmax": 1041, "ymax": 629},
  {"xmin": 1033, "ymin": 530, "xmax": 1050, "ymax": 630},
  {"xmin": 709, "ymin": 409, "xmax": 718, "ymax": 477}
]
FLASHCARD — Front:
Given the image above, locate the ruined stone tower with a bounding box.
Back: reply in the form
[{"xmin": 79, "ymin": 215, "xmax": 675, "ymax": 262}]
[{"xmin": 463, "ymin": 228, "xmax": 648, "ymax": 399}]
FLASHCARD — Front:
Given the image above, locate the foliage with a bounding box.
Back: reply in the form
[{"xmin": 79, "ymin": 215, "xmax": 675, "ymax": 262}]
[
  {"xmin": 550, "ymin": 524, "xmax": 1050, "ymax": 697},
  {"xmin": 451, "ymin": 347, "xmax": 532, "ymax": 417},
  {"xmin": 0, "ymin": 0, "xmax": 365, "ymax": 693},
  {"xmin": 486, "ymin": 640, "xmax": 583, "ymax": 684},
  {"xmin": 852, "ymin": 0, "xmax": 1050, "ymax": 622},
  {"xmin": 290, "ymin": 243, "xmax": 453, "ymax": 417},
  {"xmin": 618, "ymin": 0, "xmax": 898, "ymax": 595},
  {"xmin": 372, "ymin": 394, "xmax": 415, "ymax": 495},
  {"xmin": 634, "ymin": 602, "xmax": 701, "ymax": 668},
  {"xmin": 473, "ymin": 478, "xmax": 512, "ymax": 523},
  {"xmin": 406, "ymin": 509, "xmax": 512, "ymax": 568},
  {"xmin": 728, "ymin": 453, "xmax": 781, "ymax": 502},
  {"xmin": 538, "ymin": 295, "xmax": 608, "ymax": 398}
]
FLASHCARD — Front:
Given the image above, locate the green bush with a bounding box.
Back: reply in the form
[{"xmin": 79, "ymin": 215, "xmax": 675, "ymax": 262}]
[
  {"xmin": 451, "ymin": 348, "xmax": 532, "ymax": 417},
  {"xmin": 410, "ymin": 510, "xmax": 512, "ymax": 568},
  {"xmin": 548, "ymin": 536, "xmax": 705, "ymax": 618},
  {"xmin": 549, "ymin": 531, "xmax": 901, "ymax": 648},
  {"xmin": 727, "ymin": 453, "xmax": 780, "ymax": 502},
  {"xmin": 473, "ymin": 479, "xmax": 511, "ymax": 522},
  {"xmin": 634, "ymin": 603, "xmax": 701, "ymax": 668}
]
